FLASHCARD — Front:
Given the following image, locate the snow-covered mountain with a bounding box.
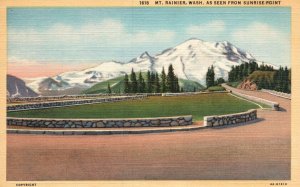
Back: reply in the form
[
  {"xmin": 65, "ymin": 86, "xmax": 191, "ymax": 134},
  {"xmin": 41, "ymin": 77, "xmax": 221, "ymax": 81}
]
[
  {"xmin": 26, "ymin": 38, "xmax": 267, "ymax": 94},
  {"xmin": 7, "ymin": 75, "xmax": 39, "ymax": 98}
]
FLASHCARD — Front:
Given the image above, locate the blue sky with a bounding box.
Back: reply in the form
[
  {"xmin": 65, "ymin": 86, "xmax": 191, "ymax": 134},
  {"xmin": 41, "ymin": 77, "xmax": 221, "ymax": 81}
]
[{"xmin": 8, "ymin": 7, "xmax": 290, "ymax": 68}]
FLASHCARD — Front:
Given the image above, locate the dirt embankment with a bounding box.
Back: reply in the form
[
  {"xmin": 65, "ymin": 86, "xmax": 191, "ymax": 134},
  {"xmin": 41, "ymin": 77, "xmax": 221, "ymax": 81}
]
[{"xmin": 237, "ymin": 79, "xmax": 257, "ymax": 90}]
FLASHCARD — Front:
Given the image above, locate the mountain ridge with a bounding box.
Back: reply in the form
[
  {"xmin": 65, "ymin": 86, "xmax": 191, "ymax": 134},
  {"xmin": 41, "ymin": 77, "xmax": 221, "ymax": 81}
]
[
  {"xmin": 7, "ymin": 74, "xmax": 39, "ymax": 98},
  {"xmin": 23, "ymin": 38, "xmax": 275, "ymax": 95}
]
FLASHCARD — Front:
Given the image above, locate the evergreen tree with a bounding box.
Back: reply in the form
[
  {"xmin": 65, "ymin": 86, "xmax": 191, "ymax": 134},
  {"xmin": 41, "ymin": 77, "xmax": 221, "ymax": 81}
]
[
  {"xmin": 235, "ymin": 66, "xmax": 240, "ymax": 80},
  {"xmin": 206, "ymin": 67, "xmax": 211, "ymax": 88},
  {"xmin": 274, "ymin": 66, "xmax": 284, "ymax": 92},
  {"xmin": 107, "ymin": 83, "xmax": 112, "ymax": 94},
  {"xmin": 288, "ymin": 68, "xmax": 291, "ymax": 93},
  {"xmin": 124, "ymin": 73, "xmax": 130, "ymax": 93},
  {"xmin": 283, "ymin": 67, "xmax": 289, "ymax": 93},
  {"xmin": 130, "ymin": 68, "xmax": 138, "ymax": 93},
  {"xmin": 239, "ymin": 64, "xmax": 244, "ymax": 80},
  {"xmin": 273, "ymin": 70, "xmax": 280, "ymax": 91},
  {"xmin": 206, "ymin": 65, "xmax": 215, "ymax": 88},
  {"xmin": 146, "ymin": 70, "xmax": 152, "ymax": 93},
  {"xmin": 260, "ymin": 62, "xmax": 265, "ymax": 71},
  {"xmin": 155, "ymin": 72, "xmax": 161, "ymax": 93},
  {"xmin": 278, "ymin": 66, "xmax": 284, "ymax": 92},
  {"xmin": 216, "ymin": 77, "xmax": 225, "ymax": 85},
  {"xmin": 150, "ymin": 71, "xmax": 156, "ymax": 93},
  {"xmin": 260, "ymin": 76, "xmax": 267, "ymax": 89},
  {"xmin": 173, "ymin": 75, "xmax": 179, "ymax": 92},
  {"xmin": 180, "ymin": 87, "xmax": 184, "ymax": 92},
  {"xmin": 228, "ymin": 66, "xmax": 234, "ymax": 82},
  {"xmin": 167, "ymin": 64, "xmax": 175, "ymax": 92},
  {"xmin": 137, "ymin": 71, "xmax": 146, "ymax": 93},
  {"xmin": 243, "ymin": 63, "xmax": 249, "ymax": 78},
  {"xmin": 249, "ymin": 61, "xmax": 255, "ymax": 73},
  {"xmin": 161, "ymin": 67, "xmax": 167, "ymax": 93},
  {"xmin": 247, "ymin": 63, "xmax": 252, "ymax": 75},
  {"xmin": 255, "ymin": 61, "xmax": 259, "ymax": 71}
]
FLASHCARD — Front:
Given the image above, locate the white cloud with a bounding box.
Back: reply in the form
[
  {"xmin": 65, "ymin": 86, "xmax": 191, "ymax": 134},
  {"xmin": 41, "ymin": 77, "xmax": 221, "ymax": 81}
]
[
  {"xmin": 186, "ymin": 20, "xmax": 226, "ymax": 38},
  {"xmin": 9, "ymin": 19, "xmax": 175, "ymax": 47},
  {"xmin": 133, "ymin": 30, "xmax": 175, "ymax": 44},
  {"xmin": 231, "ymin": 22, "xmax": 290, "ymax": 66},
  {"xmin": 232, "ymin": 22, "xmax": 287, "ymax": 44}
]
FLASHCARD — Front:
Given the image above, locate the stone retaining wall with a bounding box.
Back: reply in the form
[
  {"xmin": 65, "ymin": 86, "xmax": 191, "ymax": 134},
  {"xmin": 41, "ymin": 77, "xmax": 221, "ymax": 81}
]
[
  {"xmin": 162, "ymin": 91, "xmax": 228, "ymax": 97},
  {"xmin": 261, "ymin": 89, "xmax": 291, "ymax": 100},
  {"xmin": 8, "ymin": 93, "xmax": 161, "ymax": 103},
  {"xmin": 231, "ymin": 92, "xmax": 279, "ymax": 110},
  {"xmin": 7, "ymin": 95, "xmax": 146, "ymax": 112},
  {"xmin": 7, "ymin": 115, "xmax": 193, "ymax": 128},
  {"xmin": 203, "ymin": 109, "xmax": 257, "ymax": 127}
]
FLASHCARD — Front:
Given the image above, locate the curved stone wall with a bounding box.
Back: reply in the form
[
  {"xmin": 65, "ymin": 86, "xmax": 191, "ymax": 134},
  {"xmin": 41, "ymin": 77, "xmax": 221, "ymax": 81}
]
[
  {"xmin": 162, "ymin": 91, "xmax": 228, "ymax": 97},
  {"xmin": 261, "ymin": 89, "xmax": 291, "ymax": 100},
  {"xmin": 7, "ymin": 115, "xmax": 193, "ymax": 128},
  {"xmin": 7, "ymin": 93, "xmax": 162, "ymax": 103},
  {"xmin": 203, "ymin": 109, "xmax": 257, "ymax": 127},
  {"xmin": 7, "ymin": 95, "xmax": 146, "ymax": 112},
  {"xmin": 222, "ymin": 84, "xmax": 279, "ymax": 110}
]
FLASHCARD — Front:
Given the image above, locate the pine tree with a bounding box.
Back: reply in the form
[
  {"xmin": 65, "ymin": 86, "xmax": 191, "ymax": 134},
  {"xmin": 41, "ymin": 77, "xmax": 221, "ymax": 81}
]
[
  {"xmin": 206, "ymin": 65, "xmax": 215, "ymax": 88},
  {"xmin": 279, "ymin": 66, "xmax": 284, "ymax": 92},
  {"xmin": 239, "ymin": 64, "xmax": 244, "ymax": 80},
  {"xmin": 216, "ymin": 77, "xmax": 225, "ymax": 85},
  {"xmin": 161, "ymin": 67, "xmax": 167, "ymax": 93},
  {"xmin": 155, "ymin": 72, "xmax": 161, "ymax": 93},
  {"xmin": 247, "ymin": 63, "xmax": 252, "ymax": 75},
  {"xmin": 255, "ymin": 61, "xmax": 259, "ymax": 71},
  {"xmin": 146, "ymin": 70, "xmax": 152, "ymax": 93},
  {"xmin": 124, "ymin": 73, "xmax": 130, "ymax": 93},
  {"xmin": 130, "ymin": 68, "xmax": 138, "ymax": 93},
  {"xmin": 243, "ymin": 63, "xmax": 249, "ymax": 77},
  {"xmin": 167, "ymin": 64, "xmax": 175, "ymax": 92},
  {"xmin": 173, "ymin": 75, "xmax": 179, "ymax": 92},
  {"xmin": 288, "ymin": 68, "xmax": 291, "ymax": 93},
  {"xmin": 283, "ymin": 67, "xmax": 289, "ymax": 93},
  {"xmin": 260, "ymin": 76, "xmax": 267, "ymax": 89},
  {"xmin": 260, "ymin": 62, "xmax": 265, "ymax": 71},
  {"xmin": 150, "ymin": 72, "xmax": 156, "ymax": 93},
  {"xmin": 274, "ymin": 66, "xmax": 283, "ymax": 92},
  {"xmin": 107, "ymin": 83, "xmax": 112, "ymax": 94},
  {"xmin": 211, "ymin": 65, "xmax": 215, "ymax": 85},
  {"xmin": 228, "ymin": 66, "xmax": 234, "ymax": 82},
  {"xmin": 137, "ymin": 71, "xmax": 145, "ymax": 93},
  {"xmin": 206, "ymin": 67, "xmax": 211, "ymax": 88},
  {"xmin": 235, "ymin": 66, "xmax": 240, "ymax": 80}
]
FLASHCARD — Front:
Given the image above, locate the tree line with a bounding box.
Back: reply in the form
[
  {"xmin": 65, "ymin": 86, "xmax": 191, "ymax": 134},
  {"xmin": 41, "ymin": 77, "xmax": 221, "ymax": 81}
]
[
  {"xmin": 122, "ymin": 64, "xmax": 180, "ymax": 93},
  {"xmin": 228, "ymin": 60, "xmax": 291, "ymax": 93},
  {"xmin": 271, "ymin": 66, "xmax": 291, "ymax": 93},
  {"xmin": 228, "ymin": 60, "xmax": 274, "ymax": 82}
]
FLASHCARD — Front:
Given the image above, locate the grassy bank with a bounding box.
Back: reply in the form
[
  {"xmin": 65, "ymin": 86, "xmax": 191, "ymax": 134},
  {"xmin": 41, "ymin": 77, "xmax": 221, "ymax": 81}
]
[{"xmin": 7, "ymin": 93, "xmax": 259, "ymax": 121}]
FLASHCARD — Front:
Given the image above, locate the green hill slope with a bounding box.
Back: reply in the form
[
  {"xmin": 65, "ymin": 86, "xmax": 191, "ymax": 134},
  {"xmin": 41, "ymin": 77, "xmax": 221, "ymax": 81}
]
[
  {"xmin": 82, "ymin": 76, "xmax": 125, "ymax": 94},
  {"xmin": 178, "ymin": 78, "xmax": 204, "ymax": 92},
  {"xmin": 248, "ymin": 71, "xmax": 275, "ymax": 82}
]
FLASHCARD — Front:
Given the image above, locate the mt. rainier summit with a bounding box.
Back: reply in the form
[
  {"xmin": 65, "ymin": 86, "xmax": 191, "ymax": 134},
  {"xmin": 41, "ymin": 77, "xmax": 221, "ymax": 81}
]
[{"xmin": 27, "ymin": 38, "xmax": 259, "ymax": 94}]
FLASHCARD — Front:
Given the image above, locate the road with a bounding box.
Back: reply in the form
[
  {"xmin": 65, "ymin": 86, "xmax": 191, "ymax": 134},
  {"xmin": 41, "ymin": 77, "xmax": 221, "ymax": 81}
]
[{"xmin": 7, "ymin": 87, "xmax": 290, "ymax": 180}]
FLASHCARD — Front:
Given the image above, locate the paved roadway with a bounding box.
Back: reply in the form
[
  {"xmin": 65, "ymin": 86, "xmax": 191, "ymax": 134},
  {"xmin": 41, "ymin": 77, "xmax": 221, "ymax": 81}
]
[{"xmin": 7, "ymin": 87, "xmax": 290, "ymax": 180}]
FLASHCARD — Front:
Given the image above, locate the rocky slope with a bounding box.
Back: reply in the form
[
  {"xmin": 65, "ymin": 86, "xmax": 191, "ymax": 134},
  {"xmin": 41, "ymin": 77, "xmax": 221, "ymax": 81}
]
[{"xmin": 7, "ymin": 75, "xmax": 39, "ymax": 98}]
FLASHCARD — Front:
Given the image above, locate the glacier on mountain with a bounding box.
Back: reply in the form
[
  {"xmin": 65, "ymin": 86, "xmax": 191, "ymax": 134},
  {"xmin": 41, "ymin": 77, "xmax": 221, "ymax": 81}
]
[{"xmin": 26, "ymin": 38, "xmax": 268, "ymax": 93}]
